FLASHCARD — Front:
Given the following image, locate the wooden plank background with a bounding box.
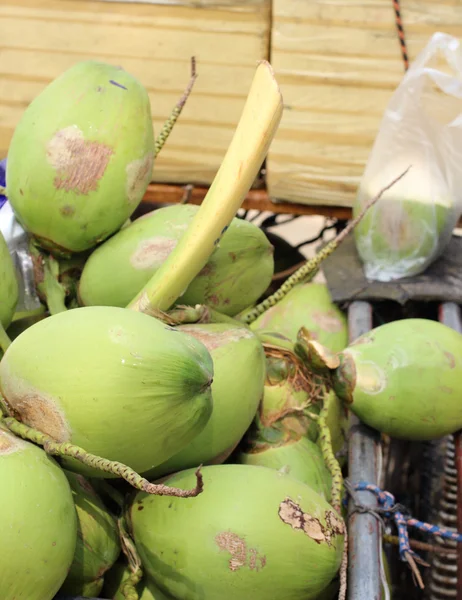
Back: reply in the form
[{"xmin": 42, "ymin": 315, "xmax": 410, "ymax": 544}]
[
  {"xmin": 1, "ymin": 0, "xmax": 461, "ymax": 207},
  {"xmin": 0, "ymin": 0, "xmax": 271, "ymax": 185},
  {"xmin": 266, "ymin": 0, "xmax": 462, "ymax": 207}
]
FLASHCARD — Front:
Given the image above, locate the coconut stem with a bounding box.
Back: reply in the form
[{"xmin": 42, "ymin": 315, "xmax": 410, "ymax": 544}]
[
  {"xmin": 0, "ymin": 322, "xmax": 12, "ymax": 354},
  {"xmin": 168, "ymin": 304, "xmax": 248, "ymax": 327},
  {"xmin": 43, "ymin": 254, "xmax": 68, "ymax": 314},
  {"xmin": 126, "ymin": 61, "xmax": 283, "ymax": 314},
  {"xmin": 2, "ymin": 416, "xmax": 204, "ymax": 497},
  {"xmin": 154, "ymin": 57, "xmax": 198, "ymax": 158},
  {"xmin": 238, "ymin": 167, "xmax": 411, "ymax": 324},
  {"xmin": 118, "ymin": 512, "xmax": 143, "ymax": 600},
  {"xmin": 338, "ymin": 530, "xmax": 348, "ymax": 600},
  {"xmin": 306, "ymin": 394, "xmax": 343, "ymax": 513}
]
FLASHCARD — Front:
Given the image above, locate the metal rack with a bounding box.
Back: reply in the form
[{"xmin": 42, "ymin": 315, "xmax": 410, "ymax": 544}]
[{"xmin": 346, "ymin": 301, "xmax": 462, "ymax": 599}]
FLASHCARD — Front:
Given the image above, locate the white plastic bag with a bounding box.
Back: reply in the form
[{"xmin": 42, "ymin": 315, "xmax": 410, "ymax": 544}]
[
  {"xmin": 353, "ymin": 32, "xmax": 462, "ymax": 282},
  {"xmin": 0, "ymin": 158, "xmax": 41, "ymax": 313}
]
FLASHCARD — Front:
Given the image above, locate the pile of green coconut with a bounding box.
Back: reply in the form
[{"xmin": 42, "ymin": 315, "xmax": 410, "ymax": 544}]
[{"xmin": 1, "ymin": 61, "xmax": 462, "ymax": 600}]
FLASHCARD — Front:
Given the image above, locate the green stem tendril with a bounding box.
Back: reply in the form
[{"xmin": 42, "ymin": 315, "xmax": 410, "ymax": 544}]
[
  {"xmin": 307, "ymin": 395, "xmax": 348, "ymax": 600},
  {"xmin": 0, "ymin": 322, "xmax": 12, "ymax": 354},
  {"xmin": 238, "ymin": 167, "xmax": 411, "ymax": 325},
  {"xmin": 43, "ymin": 254, "xmax": 68, "ymax": 314},
  {"xmin": 154, "ymin": 57, "xmax": 197, "ymax": 157},
  {"xmin": 306, "ymin": 394, "xmax": 343, "ymax": 514},
  {"xmin": 2, "ymin": 416, "xmax": 204, "ymax": 498}
]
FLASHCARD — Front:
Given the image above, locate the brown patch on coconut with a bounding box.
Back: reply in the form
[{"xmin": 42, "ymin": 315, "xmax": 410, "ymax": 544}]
[
  {"xmin": 130, "ymin": 237, "xmax": 177, "ymax": 270},
  {"xmin": 47, "ymin": 126, "xmax": 113, "ymax": 195},
  {"xmin": 198, "ymin": 263, "xmax": 214, "ymax": 277},
  {"xmin": 215, "ymin": 532, "xmax": 266, "ymax": 572},
  {"xmin": 60, "ymin": 204, "xmax": 76, "ymax": 217},
  {"xmin": 278, "ymin": 498, "xmax": 344, "ymax": 547},
  {"xmin": 311, "ymin": 310, "xmax": 345, "ymax": 333},
  {"xmin": 178, "ymin": 326, "xmax": 253, "ymax": 353},
  {"xmin": 126, "ymin": 153, "xmax": 154, "ymax": 205},
  {"xmin": 75, "ymin": 474, "xmax": 98, "ymax": 496},
  {"xmin": 0, "ymin": 428, "xmax": 26, "ymax": 455},
  {"xmin": 443, "ymin": 351, "xmax": 456, "ymax": 369},
  {"xmin": 1, "ymin": 369, "xmax": 71, "ymax": 443}
]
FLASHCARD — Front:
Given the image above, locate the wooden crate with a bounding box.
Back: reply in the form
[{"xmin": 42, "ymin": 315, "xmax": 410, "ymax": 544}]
[
  {"xmin": 266, "ymin": 0, "xmax": 462, "ymax": 208},
  {"xmin": 0, "ymin": 0, "xmax": 271, "ymax": 185}
]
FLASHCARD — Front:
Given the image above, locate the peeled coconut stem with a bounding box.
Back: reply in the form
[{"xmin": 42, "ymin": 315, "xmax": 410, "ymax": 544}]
[
  {"xmin": 43, "ymin": 254, "xmax": 67, "ymax": 314},
  {"xmin": 238, "ymin": 166, "xmax": 412, "ymax": 324},
  {"xmin": 0, "ymin": 323, "xmax": 12, "ymax": 354},
  {"xmin": 154, "ymin": 56, "xmax": 198, "ymax": 157},
  {"xmin": 2, "ymin": 416, "xmax": 204, "ymax": 497},
  {"xmin": 126, "ymin": 60, "xmax": 283, "ymax": 314}
]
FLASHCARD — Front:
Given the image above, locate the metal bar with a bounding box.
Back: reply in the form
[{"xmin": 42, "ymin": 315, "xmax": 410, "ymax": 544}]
[
  {"xmin": 455, "ymin": 432, "xmax": 462, "ymax": 600},
  {"xmin": 439, "ymin": 302, "xmax": 462, "ymax": 600},
  {"xmin": 347, "ymin": 301, "xmax": 383, "ymax": 600}
]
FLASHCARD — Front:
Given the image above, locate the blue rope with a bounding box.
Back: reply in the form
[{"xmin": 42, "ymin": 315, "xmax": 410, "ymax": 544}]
[{"xmin": 348, "ymin": 481, "xmax": 462, "ymax": 563}]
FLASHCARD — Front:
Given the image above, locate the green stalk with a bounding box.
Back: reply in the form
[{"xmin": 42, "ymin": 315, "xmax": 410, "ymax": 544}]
[
  {"xmin": 238, "ymin": 167, "xmax": 411, "ymax": 324},
  {"xmin": 126, "ymin": 61, "xmax": 283, "ymax": 314},
  {"xmin": 154, "ymin": 56, "xmax": 198, "ymax": 157},
  {"xmin": 2, "ymin": 416, "xmax": 204, "ymax": 498},
  {"xmin": 43, "ymin": 254, "xmax": 67, "ymax": 314}
]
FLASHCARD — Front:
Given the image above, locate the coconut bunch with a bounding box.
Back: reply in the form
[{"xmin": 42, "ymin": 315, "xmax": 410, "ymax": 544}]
[
  {"xmin": 2, "ymin": 50, "xmax": 456, "ymax": 600},
  {"xmin": 0, "ymin": 57, "xmax": 354, "ymax": 600}
]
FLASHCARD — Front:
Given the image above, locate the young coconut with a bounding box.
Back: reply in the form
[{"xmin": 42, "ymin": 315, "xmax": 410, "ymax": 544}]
[
  {"xmin": 236, "ymin": 427, "xmax": 333, "ymax": 502},
  {"xmin": 6, "ymin": 61, "xmax": 155, "ymax": 256},
  {"xmin": 143, "ymin": 322, "xmax": 266, "ymax": 480},
  {"xmin": 0, "ymin": 230, "xmax": 18, "ymax": 336},
  {"xmin": 0, "ymin": 426, "xmax": 77, "ymax": 600},
  {"xmin": 353, "ymin": 155, "xmax": 457, "ymax": 281},
  {"xmin": 129, "ymin": 464, "xmax": 345, "ymax": 600},
  {"xmin": 302, "ymin": 318, "xmax": 462, "ymax": 440},
  {"xmin": 103, "ymin": 561, "xmax": 172, "ymax": 599},
  {"xmin": 78, "ymin": 204, "xmax": 275, "ymax": 316},
  {"xmin": 0, "ymin": 305, "xmax": 214, "ymax": 477},
  {"xmin": 257, "ymin": 330, "xmax": 325, "ymax": 442},
  {"xmin": 58, "ymin": 471, "xmax": 120, "ymax": 596},
  {"xmin": 250, "ymin": 283, "xmax": 348, "ymax": 352}
]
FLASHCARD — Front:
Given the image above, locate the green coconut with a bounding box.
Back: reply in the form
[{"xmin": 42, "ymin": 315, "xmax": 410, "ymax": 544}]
[
  {"xmin": 6, "ymin": 61, "xmax": 154, "ymax": 256},
  {"xmin": 0, "ymin": 230, "xmax": 18, "ymax": 329},
  {"xmin": 129, "ymin": 464, "xmax": 345, "ymax": 600},
  {"xmin": 59, "ymin": 471, "xmax": 120, "ymax": 595},
  {"xmin": 353, "ymin": 156, "xmax": 456, "ymax": 281},
  {"xmin": 144, "ymin": 322, "xmax": 265, "ymax": 480},
  {"xmin": 259, "ymin": 342, "xmax": 323, "ymax": 442},
  {"xmin": 78, "ymin": 204, "xmax": 274, "ymax": 316},
  {"xmin": 312, "ymin": 318, "xmax": 462, "ymax": 440},
  {"xmin": 103, "ymin": 561, "xmax": 172, "ymax": 599},
  {"xmin": 257, "ymin": 330, "xmax": 348, "ymax": 460},
  {"xmin": 250, "ymin": 283, "xmax": 348, "ymax": 352},
  {"xmin": 236, "ymin": 428, "xmax": 332, "ymax": 502},
  {"xmin": 0, "ymin": 305, "xmax": 213, "ymax": 476},
  {"xmin": 0, "ymin": 425, "xmax": 77, "ymax": 599}
]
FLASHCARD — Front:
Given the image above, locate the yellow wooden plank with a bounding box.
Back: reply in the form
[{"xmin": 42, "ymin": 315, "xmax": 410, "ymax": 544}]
[
  {"xmin": 0, "ymin": 0, "xmax": 271, "ymax": 184},
  {"xmin": 267, "ymin": 0, "xmax": 462, "ymax": 207}
]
